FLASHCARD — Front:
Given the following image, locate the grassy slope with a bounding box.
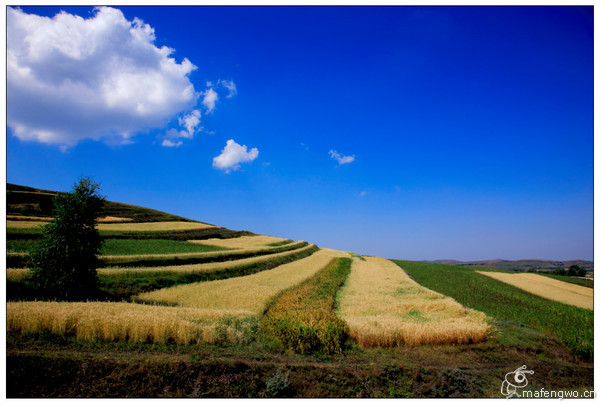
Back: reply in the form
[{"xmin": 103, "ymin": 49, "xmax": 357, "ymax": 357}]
[{"xmin": 393, "ymin": 260, "xmax": 593, "ymax": 360}]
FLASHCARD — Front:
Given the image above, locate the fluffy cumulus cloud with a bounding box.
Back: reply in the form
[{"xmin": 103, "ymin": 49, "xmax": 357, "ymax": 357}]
[
  {"xmin": 7, "ymin": 6, "xmax": 199, "ymax": 146},
  {"xmin": 329, "ymin": 149, "xmax": 355, "ymax": 165},
  {"xmin": 213, "ymin": 139, "xmax": 259, "ymax": 173}
]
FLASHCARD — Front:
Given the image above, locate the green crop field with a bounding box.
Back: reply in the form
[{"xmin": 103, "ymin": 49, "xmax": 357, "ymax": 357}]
[{"xmin": 393, "ymin": 260, "xmax": 593, "ymax": 361}]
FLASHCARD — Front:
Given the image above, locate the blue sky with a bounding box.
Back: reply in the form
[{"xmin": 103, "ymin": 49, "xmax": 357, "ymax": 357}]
[{"xmin": 6, "ymin": 6, "xmax": 593, "ymax": 261}]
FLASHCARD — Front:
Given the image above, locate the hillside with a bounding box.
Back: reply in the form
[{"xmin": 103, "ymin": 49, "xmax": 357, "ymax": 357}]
[
  {"xmin": 7, "ymin": 183, "xmax": 199, "ymax": 223},
  {"xmin": 6, "ymin": 184, "xmax": 594, "ymax": 398},
  {"xmin": 424, "ymin": 258, "xmax": 593, "ymax": 273}
]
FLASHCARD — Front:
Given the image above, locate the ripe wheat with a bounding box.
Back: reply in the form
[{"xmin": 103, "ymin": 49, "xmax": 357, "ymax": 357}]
[
  {"xmin": 478, "ymin": 271, "xmax": 593, "ymax": 310},
  {"xmin": 135, "ymin": 248, "xmax": 349, "ymax": 314},
  {"xmin": 7, "ymin": 301, "xmax": 252, "ymax": 344},
  {"xmin": 337, "ymin": 257, "xmax": 490, "ymax": 347},
  {"xmin": 190, "ymin": 235, "xmax": 290, "ymax": 249}
]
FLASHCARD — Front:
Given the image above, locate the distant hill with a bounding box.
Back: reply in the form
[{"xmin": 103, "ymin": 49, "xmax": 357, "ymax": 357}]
[
  {"xmin": 423, "ymin": 258, "xmax": 593, "ymax": 273},
  {"xmin": 7, "ymin": 183, "xmax": 201, "ymax": 223}
]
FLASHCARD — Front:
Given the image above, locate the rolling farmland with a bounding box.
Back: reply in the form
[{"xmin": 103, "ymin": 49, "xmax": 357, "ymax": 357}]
[
  {"xmin": 6, "ymin": 184, "xmax": 594, "ymax": 398},
  {"xmin": 477, "ymin": 271, "xmax": 593, "ymax": 310}
]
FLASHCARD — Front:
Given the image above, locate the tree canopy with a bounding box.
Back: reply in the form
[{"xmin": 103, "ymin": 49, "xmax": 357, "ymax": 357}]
[{"xmin": 28, "ymin": 177, "xmax": 105, "ymax": 300}]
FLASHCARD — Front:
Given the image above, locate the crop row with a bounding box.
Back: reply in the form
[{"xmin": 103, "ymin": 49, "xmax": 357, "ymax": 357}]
[
  {"xmin": 7, "ymin": 249, "xmax": 350, "ymax": 345},
  {"xmin": 262, "ymin": 257, "xmax": 352, "ymax": 354},
  {"xmin": 337, "ymin": 257, "xmax": 490, "ymax": 348},
  {"xmin": 8, "ymin": 237, "xmax": 302, "ymax": 269}
]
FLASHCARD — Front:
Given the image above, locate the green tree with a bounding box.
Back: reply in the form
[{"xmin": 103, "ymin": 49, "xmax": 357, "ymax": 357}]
[
  {"xmin": 28, "ymin": 177, "xmax": 105, "ymax": 300},
  {"xmin": 567, "ymin": 265, "xmax": 580, "ymax": 277}
]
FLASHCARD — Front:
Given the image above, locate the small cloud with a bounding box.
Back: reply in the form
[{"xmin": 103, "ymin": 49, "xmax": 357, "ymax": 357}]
[
  {"xmin": 161, "ymin": 109, "xmax": 202, "ymax": 147},
  {"xmin": 162, "ymin": 138, "xmax": 183, "ymax": 147},
  {"xmin": 202, "ymin": 88, "xmax": 219, "ymax": 113},
  {"xmin": 178, "ymin": 109, "xmax": 202, "ymax": 136},
  {"xmin": 213, "ymin": 139, "xmax": 259, "ymax": 173},
  {"xmin": 329, "ymin": 149, "xmax": 355, "ymax": 165},
  {"xmin": 300, "ymin": 142, "xmax": 309, "ymax": 150},
  {"xmin": 219, "ymin": 79, "xmax": 238, "ymax": 98},
  {"xmin": 359, "ymin": 191, "xmax": 367, "ymax": 197},
  {"xmin": 263, "ymin": 162, "xmax": 271, "ymax": 166}
]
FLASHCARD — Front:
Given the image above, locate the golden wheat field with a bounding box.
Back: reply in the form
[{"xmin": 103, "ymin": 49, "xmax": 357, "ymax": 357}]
[
  {"xmin": 96, "ymin": 243, "xmax": 317, "ymax": 278},
  {"xmin": 477, "ymin": 271, "xmax": 593, "ymax": 310},
  {"xmin": 6, "ymin": 215, "xmax": 52, "ymax": 222},
  {"xmin": 7, "ymin": 220, "xmax": 47, "ymax": 230},
  {"xmin": 96, "ymin": 216, "xmax": 135, "ymax": 223},
  {"xmin": 337, "ymin": 257, "xmax": 490, "ymax": 347},
  {"xmin": 189, "ymin": 235, "xmax": 290, "ymax": 249},
  {"xmin": 7, "ymin": 268, "xmax": 28, "ymax": 281},
  {"xmin": 7, "ymin": 248, "xmax": 349, "ymax": 344},
  {"xmin": 6, "ymin": 301, "xmax": 251, "ymax": 344},
  {"xmin": 135, "ymin": 248, "xmax": 349, "ymax": 313}
]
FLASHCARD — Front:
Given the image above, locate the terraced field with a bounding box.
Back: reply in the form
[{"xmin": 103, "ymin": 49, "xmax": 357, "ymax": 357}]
[{"xmin": 6, "ymin": 184, "xmax": 593, "ymax": 398}]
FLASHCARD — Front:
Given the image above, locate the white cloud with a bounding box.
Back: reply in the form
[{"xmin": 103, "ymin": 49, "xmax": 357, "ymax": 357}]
[
  {"xmin": 7, "ymin": 6, "xmax": 200, "ymax": 146},
  {"xmin": 178, "ymin": 109, "xmax": 202, "ymax": 136},
  {"xmin": 329, "ymin": 149, "xmax": 355, "ymax": 165},
  {"xmin": 162, "ymin": 138, "xmax": 183, "ymax": 148},
  {"xmin": 219, "ymin": 79, "xmax": 238, "ymax": 98},
  {"xmin": 359, "ymin": 191, "xmax": 367, "ymax": 197},
  {"xmin": 202, "ymin": 88, "xmax": 219, "ymax": 113},
  {"xmin": 213, "ymin": 139, "xmax": 259, "ymax": 173}
]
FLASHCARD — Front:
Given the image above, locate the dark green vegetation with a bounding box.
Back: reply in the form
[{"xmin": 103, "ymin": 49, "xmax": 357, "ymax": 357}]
[
  {"xmin": 393, "ymin": 260, "xmax": 593, "ymax": 361},
  {"xmin": 8, "ymin": 238, "xmax": 229, "ymax": 256},
  {"xmin": 265, "ymin": 239, "xmax": 294, "ymax": 247},
  {"xmin": 7, "ymin": 320, "xmax": 593, "ymax": 398},
  {"xmin": 551, "ymin": 264, "xmax": 587, "ymax": 278},
  {"xmin": 425, "ymin": 258, "xmax": 593, "ymax": 273},
  {"xmin": 262, "ymin": 258, "xmax": 352, "ymax": 355},
  {"xmin": 8, "ymin": 241, "xmax": 309, "ymax": 271},
  {"xmin": 8, "ymin": 183, "xmax": 197, "ymax": 223},
  {"xmin": 27, "ymin": 177, "xmax": 104, "ymax": 300}
]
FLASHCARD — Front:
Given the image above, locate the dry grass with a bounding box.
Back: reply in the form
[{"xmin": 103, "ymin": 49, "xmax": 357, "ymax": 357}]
[
  {"xmin": 7, "ymin": 220, "xmax": 47, "ymax": 230},
  {"xmin": 188, "ymin": 235, "xmax": 290, "ymax": 249},
  {"xmin": 6, "ymin": 215, "xmax": 52, "ymax": 222},
  {"xmin": 135, "ymin": 248, "xmax": 349, "ymax": 314},
  {"xmin": 7, "ymin": 268, "xmax": 29, "ymax": 281},
  {"xmin": 96, "ymin": 216, "xmax": 134, "ymax": 223},
  {"xmin": 6, "ymin": 301, "xmax": 253, "ymax": 344},
  {"xmin": 478, "ymin": 271, "xmax": 593, "ymax": 310},
  {"xmin": 97, "ymin": 243, "xmax": 317, "ymax": 278},
  {"xmin": 337, "ymin": 257, "xmax": 490, "ymax": 347},
  {"xmin": 97, "ymin": 221, "xmax": 216, "ymax": 232}
]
